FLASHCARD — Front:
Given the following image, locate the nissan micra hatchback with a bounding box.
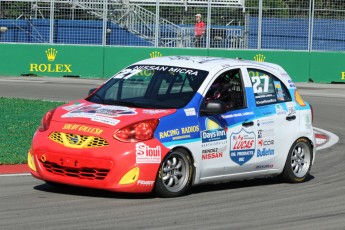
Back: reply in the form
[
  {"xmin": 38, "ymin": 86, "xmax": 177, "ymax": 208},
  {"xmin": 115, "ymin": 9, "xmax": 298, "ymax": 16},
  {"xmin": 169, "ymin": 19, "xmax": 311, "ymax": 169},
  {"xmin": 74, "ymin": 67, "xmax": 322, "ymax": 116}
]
[{"xmin": 28, "ymin": 56, "xmax": 315, "ymax": 197}]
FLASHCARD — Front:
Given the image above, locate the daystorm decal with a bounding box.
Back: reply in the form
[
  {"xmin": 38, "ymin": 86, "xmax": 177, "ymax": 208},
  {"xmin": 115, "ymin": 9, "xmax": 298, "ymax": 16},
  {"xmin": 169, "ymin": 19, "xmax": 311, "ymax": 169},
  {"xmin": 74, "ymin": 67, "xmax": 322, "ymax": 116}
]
[
  {"xmin": 61, "ymin": 104, "xmax": 136, "ymax": 126},
  {"xmin": 230, "ymin": 129, "xmax": 256, "ymax": 166},
  {"xmin": 200, "ymin": 117, "xmax": 227, "ymax": 160},
  {"xmin": 201, "ymin": 117, "xmax": 227, "ymax": 148}
]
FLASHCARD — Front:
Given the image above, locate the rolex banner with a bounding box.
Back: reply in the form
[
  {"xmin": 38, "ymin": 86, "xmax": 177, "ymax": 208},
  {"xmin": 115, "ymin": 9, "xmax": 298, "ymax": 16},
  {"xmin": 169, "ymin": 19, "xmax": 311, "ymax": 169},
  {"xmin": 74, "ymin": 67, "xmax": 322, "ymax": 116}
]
[{"xmin": 0, "ymin": 43, "xmax": 344, "ymax": 83}]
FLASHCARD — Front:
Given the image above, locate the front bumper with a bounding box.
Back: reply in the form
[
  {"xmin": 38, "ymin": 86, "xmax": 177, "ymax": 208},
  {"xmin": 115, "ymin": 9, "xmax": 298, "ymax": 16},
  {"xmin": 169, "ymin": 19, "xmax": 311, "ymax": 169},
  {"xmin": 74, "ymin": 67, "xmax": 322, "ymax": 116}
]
[{"xmin": 28, "ymin": 131, "xmax": 169, "ymax": 193}]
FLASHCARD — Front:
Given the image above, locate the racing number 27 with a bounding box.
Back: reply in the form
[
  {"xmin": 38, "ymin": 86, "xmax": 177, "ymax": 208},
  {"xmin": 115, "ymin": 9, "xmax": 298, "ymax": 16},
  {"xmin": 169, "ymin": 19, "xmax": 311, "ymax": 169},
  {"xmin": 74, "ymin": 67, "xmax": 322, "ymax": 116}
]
[{"xmin": 251, "ymin": 75, "xmax": 269, "ymax": 93}]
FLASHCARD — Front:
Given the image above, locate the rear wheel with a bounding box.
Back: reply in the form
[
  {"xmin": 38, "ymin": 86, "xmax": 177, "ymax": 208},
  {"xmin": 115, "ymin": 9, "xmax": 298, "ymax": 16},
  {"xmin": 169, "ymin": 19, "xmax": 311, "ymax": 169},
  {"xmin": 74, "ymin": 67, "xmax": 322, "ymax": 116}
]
[
  {"xmin": 155, "ymin": 149, "xmax": 193, "ymax": 197},
  {"xmin": 282, "ymin": 138, "xmax": 312, "ymax": 183}
]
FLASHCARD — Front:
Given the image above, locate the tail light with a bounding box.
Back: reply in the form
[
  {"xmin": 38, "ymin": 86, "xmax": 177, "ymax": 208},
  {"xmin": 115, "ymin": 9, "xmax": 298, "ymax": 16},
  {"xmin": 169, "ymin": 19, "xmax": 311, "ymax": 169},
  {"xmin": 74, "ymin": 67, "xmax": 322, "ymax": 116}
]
[
  {"xmin": 294, "ymin": 90, "xmax": 306, "ymax": 106},
  {"xmin": 38, "ymin": 108, "xmax": 56, "ymax": 132},
  {"xmin": 114, "ymin": 119, "xmax": 159, "ymax": 143}
]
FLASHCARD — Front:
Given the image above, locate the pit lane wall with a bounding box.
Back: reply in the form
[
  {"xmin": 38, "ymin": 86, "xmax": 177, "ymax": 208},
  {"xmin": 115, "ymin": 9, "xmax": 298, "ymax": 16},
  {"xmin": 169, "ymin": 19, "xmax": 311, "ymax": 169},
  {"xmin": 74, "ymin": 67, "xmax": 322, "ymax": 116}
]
[{"xmin": 0, "ymin": 44, "xmax": 344, "ymax": 83}]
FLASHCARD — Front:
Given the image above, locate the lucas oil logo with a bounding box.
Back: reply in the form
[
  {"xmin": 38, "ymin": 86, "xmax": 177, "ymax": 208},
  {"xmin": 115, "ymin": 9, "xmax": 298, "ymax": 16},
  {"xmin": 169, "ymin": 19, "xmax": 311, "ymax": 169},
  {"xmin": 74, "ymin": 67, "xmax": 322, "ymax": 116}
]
[
  {"xmin": 230, "ymin": 129, "xmax": 256, "ymax": 166},
  {"xmin": 136, "ymin": 143, "xmax": 161, "ymax": 164}
]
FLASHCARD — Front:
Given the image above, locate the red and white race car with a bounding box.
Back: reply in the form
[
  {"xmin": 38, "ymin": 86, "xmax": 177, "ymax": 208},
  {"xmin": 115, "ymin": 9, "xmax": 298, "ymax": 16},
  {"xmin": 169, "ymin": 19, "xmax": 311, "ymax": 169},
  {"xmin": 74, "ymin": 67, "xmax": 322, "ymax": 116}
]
[{"xmin": 28, "ymin": 56, "xmax": 315, "ymax": 197}]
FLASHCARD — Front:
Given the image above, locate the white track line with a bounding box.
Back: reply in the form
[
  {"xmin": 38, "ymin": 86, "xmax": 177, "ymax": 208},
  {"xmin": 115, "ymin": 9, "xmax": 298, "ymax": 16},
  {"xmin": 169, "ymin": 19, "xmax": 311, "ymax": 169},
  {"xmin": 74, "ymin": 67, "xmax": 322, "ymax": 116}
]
[
  {"xmin": 314, "ymin": 127, "xmax": 339, "ymax": 151},
  {"xmin": 0, "ymin": 173, "xmax": 31, "ymax": 177}
]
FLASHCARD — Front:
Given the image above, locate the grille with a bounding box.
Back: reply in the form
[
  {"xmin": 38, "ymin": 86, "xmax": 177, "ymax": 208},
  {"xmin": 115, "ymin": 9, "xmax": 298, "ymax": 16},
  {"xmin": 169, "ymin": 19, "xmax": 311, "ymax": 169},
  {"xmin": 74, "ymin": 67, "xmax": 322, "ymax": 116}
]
[
  {"xmin": 49, "ymin": 132, "xmax": 109, "ymax": 148},
  {"xmin": 42, "ymin": 161, "xmax": 110, "ymax": 180}
]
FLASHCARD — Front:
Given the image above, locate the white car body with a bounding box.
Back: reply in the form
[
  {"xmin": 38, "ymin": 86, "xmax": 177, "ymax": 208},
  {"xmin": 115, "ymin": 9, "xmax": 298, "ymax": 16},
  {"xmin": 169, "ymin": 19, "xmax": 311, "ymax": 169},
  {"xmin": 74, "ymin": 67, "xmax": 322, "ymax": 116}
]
[{"xmin": 136, "ymin": 56, "xmax": 315, "ymax": 185}]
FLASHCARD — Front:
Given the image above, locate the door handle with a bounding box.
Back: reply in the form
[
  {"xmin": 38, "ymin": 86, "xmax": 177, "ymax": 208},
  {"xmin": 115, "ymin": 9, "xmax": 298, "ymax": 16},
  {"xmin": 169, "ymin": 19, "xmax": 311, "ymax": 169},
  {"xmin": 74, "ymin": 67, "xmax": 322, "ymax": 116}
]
[
  {"xmin": 242, "ymin": 121, "xmax": 254, "ymax": 127},
  {"xmin": 286, "ymin": 115, "xmax": 296, "ymax": 121}
]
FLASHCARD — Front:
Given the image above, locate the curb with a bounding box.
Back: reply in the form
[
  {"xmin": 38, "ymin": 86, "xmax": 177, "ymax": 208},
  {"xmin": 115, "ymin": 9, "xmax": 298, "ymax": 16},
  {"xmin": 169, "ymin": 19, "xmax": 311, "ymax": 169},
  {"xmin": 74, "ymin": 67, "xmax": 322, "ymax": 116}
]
[{"xmin": 0, "ymin": 164, "xmax": 29, "ymax": 175}]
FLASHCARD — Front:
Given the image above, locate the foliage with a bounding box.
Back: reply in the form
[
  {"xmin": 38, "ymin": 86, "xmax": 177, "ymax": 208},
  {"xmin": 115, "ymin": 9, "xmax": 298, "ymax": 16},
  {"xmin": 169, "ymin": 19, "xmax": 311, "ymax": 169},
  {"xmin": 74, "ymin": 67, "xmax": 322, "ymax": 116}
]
[{"xmin": 0, "ymin": 98, "xmax": 64, "ymax": 165}]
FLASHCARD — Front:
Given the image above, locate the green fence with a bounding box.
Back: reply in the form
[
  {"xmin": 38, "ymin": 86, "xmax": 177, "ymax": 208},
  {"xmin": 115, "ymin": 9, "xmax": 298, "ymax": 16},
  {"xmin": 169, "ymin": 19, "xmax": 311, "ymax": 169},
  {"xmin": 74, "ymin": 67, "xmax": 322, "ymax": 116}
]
[{"xmin": 0, "ymin": 44, "xmax": 344, "ymax": 83}]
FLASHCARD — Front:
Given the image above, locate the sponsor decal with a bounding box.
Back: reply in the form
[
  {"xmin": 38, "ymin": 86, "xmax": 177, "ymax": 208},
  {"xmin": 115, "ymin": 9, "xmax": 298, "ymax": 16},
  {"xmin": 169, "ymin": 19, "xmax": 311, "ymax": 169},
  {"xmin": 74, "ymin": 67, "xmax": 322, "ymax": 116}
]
[
  {"xmin": 159, "ymin": 125, "xmax": 199, "ymax": 140},
  {"xmin": 257, "ymin": 148, "xmax": 275, "ymax": 157},
  {"xmin": 134, "ymin": 65, "xmax": 199, "ymax": 76},
  {"xmin": 254, "ymin": 54, "xmax": 266, "ymax": 62},
  {"xmin": 258, "ymin": 128, "xmax": 274, "ymax": 139},
  {"xmin": 257, "ymin": 118, "xmax": 274, "ymax": 127},
  {"xmin": 202, "ymin": 129, "xmax": 226, "ymax": 143},
  {"xmin": 274, "ymin": 81, "xmax": 285, "ymax": 101},
  {"xmin": 149, "ymin": 51, "xmax": 163, "ymax": 58},
  {"xmin": 137, "ymin": 180, "xmax": 155, "ymax": 186},
  {"xmin": 142, "ymin": 109, "xmax": 168, "ymax": 114},
  {"xmin": 184, "ymin": 108, "xmax": 196, "ymax": 116},
  {"xmin": 258, "ymin": 139, "xmax": 274, "ymax": 147},
  {"xmin": 201, "ymin": 146, "xmax": 226, "ymax": 160},
  {"xmin": 62, "ymin": 123, "xmax": 103, "ymax": 135},
  {"xmin": 29, "ymin": 48, "xmax": 73, "ymax": 73},
  {"xmin": 281, "ymin": 73, "xmax": 290, "ymax": 78},
  {"xmin": 201, "ymin": 117, "xmax": 227, "ymax": 148},
  {"xmin": 286, "ymin": 102, "xmax": 297, "ymax": 116},
  {"xmin": 255, "ymin": 98, "xmax": 277, "ymax": 105},
  {"xmin": 136, "ymin": 143, "xmax": 161, "ymax": 164},
  {"xmin": 305, "ymin": 114, "xmax": 312, "ymax": 129},
  {"xmin": 288, "ymin": 80, "xmax": 296, "ymax": 88},
  {"xmin": 63, "ymin": 102, "xmax": 85, "ymax": 111},
  {"xmin": 201, "ymin": 117, "xmax": 227, "ymax": 158},
  {"xmin": 222, "ymin": 111, "xmax": 254, "ymax": 119},
  {"xmin": 341, "ymin": 72, "xmax": 345, "ymax": 80},
  {"xmin": 230, "ymin": 129, "xmax": 256, "ymax": 166},
  {"xmin": 256, "ymin": 164, "xmax": 273, "ymax": 169},
  {"xmin": 62, "ymin": 104, "xmax": 135, "ymax": 126},
  {"xmin": 275, "ymin": 104, "xmax": 287, "ymax": 115}
]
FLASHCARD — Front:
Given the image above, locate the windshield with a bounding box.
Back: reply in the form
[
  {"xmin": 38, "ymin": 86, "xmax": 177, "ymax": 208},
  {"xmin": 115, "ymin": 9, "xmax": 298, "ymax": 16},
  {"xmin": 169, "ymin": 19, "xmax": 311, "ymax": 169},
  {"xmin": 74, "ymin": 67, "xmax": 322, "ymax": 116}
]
[{"xmin": 87, "ymin": 65, "xmax": 208, "ymax": 109}]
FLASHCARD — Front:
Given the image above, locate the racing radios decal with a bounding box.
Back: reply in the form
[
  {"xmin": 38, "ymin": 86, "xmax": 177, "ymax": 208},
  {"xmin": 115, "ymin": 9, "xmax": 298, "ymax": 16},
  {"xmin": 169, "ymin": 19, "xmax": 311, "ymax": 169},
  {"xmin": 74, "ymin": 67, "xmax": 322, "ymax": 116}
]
[
  {"xmin": 61, "ymin": 104, "xmax": 136, "ymax": 126},
  {"xmin": 230, "ymin": 129, "xmax": 256, "ymax": 166},
  {"xmin": 201, "ymin": 117, "xmax": 227, "ymax": 160}
]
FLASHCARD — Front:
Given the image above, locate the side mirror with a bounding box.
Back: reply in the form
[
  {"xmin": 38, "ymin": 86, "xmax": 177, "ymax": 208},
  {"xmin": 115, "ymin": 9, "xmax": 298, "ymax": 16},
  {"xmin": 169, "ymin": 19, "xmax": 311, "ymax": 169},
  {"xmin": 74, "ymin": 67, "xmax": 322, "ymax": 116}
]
[
  {"xmin": 200, "ymin": 100, "xmax": 227, "ymax": 115},
  {"xmin": 88, "ymin": 88, "xmax": 97, "ymax": 96}
]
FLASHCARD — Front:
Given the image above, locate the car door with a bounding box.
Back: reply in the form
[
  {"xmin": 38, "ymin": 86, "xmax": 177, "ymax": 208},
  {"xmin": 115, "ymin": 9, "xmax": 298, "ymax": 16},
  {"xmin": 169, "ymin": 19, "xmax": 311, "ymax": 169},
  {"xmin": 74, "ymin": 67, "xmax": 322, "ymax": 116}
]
[
  {"xmin": 246, "ymin": 67, "xmax": 297, "ymax": 170},
  {"xmin": 198, "ymin": 67, "xmax": 258, "ymax": 181}
]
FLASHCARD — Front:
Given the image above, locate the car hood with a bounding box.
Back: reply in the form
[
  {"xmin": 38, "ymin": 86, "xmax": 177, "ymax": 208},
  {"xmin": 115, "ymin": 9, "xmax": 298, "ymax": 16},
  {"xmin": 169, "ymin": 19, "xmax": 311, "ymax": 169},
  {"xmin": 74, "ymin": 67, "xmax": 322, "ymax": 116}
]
[{"xmin": 51, "ymin": 100, "xmax": 176, "ymax": 129}]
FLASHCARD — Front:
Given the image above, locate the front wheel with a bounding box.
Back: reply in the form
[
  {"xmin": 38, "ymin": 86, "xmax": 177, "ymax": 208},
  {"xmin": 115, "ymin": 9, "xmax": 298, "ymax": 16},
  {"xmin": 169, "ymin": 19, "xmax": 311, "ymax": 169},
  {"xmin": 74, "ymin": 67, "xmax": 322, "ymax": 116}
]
[
  {"xmin": 154, "ymin": 149, "xmax": 193, "ymax": 198},
  {"xmin": 282, "ymin": 138, "xmax": 313, "ymax": 183}
]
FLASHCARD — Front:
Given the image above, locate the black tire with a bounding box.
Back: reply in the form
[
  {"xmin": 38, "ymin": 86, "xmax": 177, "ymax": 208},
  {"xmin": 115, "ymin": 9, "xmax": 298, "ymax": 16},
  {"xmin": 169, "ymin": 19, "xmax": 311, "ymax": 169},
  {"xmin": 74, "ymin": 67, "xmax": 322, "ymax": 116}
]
[
  {"xmin": 154, "ymin": 149, "xmax": 193, "ymax": 198},
  {"xmin": 282, "ymin": 138, "xmax": 313, "ymax": 183}
]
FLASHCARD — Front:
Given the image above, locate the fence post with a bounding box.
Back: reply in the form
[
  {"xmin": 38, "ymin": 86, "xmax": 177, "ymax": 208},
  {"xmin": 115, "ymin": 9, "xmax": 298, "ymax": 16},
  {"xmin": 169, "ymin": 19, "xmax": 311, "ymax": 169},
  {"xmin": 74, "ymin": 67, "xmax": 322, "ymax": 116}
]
[
  {"xmin": 155, "ymin": 0, "xmax": 160, "ymax": 47},
  {"xmin": 206, "ymin": 0, "xmax": 212, "ymax": 49},
  {"xmin": 102, "ymin": 0, "xmax": 108, "ymax": 46},
  {"xmin": 257, "ymin": 0, "xmax": 263, "ymax": 50},
  {"xmin": 49, "ymin": 0, "xmax": 54, "ymax": 44},
  {"xmin": 308, "ymin": 0, "xmax": 315, "ymax": 51}
]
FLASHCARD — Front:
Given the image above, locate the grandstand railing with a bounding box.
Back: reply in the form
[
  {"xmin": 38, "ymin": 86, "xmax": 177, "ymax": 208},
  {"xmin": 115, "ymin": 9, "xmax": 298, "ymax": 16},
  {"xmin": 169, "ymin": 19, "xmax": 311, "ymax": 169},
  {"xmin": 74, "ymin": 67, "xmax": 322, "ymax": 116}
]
[{"xmin": 1, "ymin": 0, "xmax": 345, "ymax": 51}]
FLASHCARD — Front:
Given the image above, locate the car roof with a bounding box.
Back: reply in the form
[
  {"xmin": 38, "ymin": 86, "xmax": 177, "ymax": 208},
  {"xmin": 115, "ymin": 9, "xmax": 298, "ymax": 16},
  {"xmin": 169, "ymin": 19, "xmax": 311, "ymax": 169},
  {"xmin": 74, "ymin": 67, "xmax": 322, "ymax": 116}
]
[{"xmin": 134, "ymin": 56, "xmax": 286, "ymax": 73}]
